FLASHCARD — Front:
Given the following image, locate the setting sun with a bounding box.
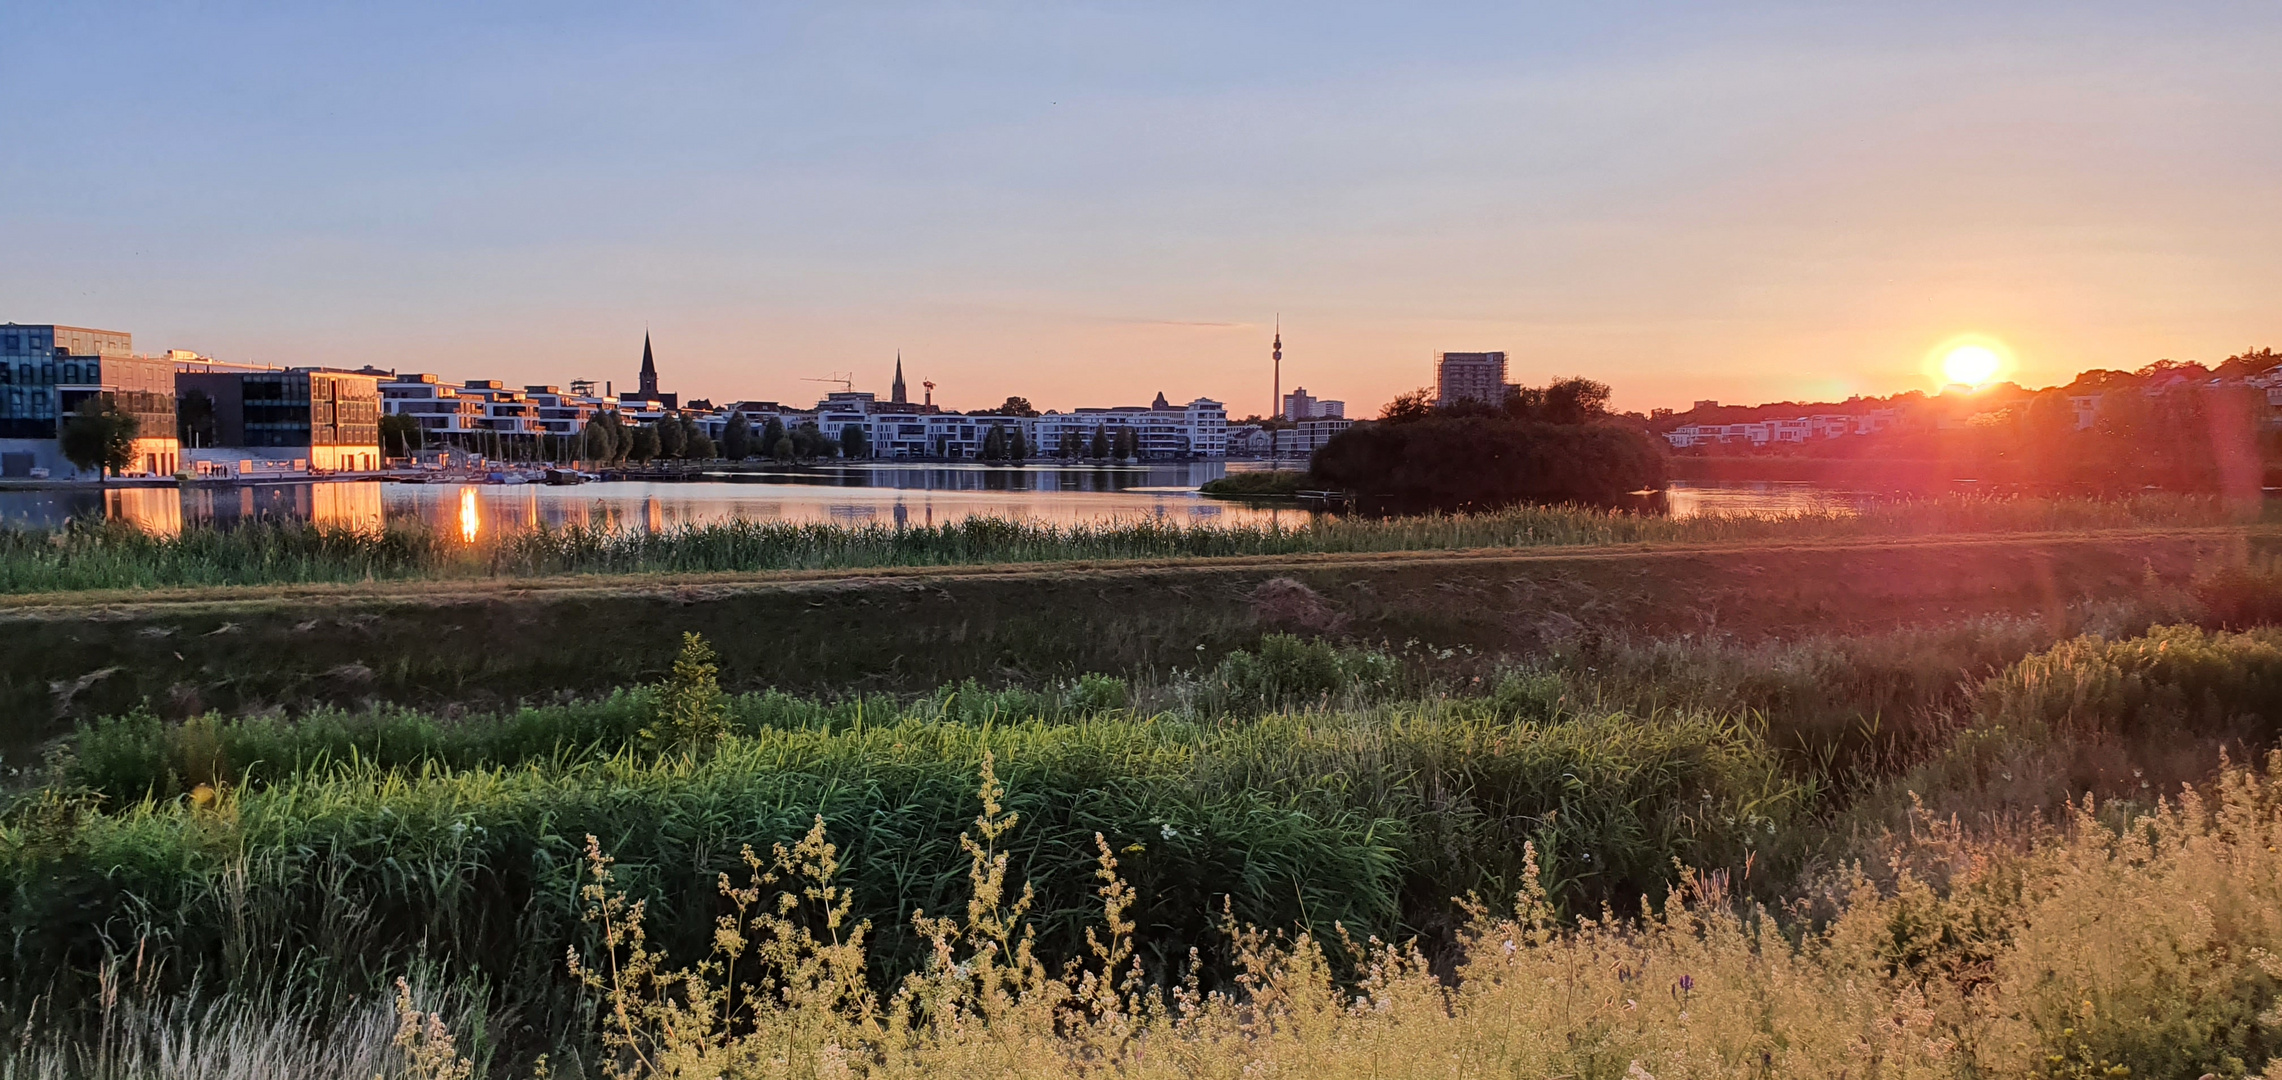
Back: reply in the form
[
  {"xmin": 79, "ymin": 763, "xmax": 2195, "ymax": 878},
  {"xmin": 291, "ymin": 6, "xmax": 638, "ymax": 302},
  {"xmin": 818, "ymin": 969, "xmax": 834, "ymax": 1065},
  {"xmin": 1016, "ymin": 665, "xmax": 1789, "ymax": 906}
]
[{"xmin": 1941, "ymin": 344, "xmax": 2002, "ymax": 387}]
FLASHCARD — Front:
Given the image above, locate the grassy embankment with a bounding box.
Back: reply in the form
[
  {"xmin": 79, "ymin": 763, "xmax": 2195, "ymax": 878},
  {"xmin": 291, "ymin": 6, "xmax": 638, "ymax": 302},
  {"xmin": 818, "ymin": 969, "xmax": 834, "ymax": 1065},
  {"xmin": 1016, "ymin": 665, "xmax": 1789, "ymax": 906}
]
[
  {"xmin": 10, "ymin": 614, "xmax": 2282, "ymax": 1077},
  {"xmin": 0, "ymin": 494, "xmax": 2267, "ymax": 751},
  {"xmin": 0, "ymin": 492, "xmax": 2259, "ymax": 595}
]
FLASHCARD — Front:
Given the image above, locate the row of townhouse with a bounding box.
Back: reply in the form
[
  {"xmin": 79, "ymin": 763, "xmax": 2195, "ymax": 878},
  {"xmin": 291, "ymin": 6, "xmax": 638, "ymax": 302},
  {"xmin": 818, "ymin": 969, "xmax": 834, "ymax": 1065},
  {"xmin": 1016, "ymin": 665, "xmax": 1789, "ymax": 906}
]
[{"xmin": 1662, "ymin": 409, "xmax": 1901, "ymax": 448}]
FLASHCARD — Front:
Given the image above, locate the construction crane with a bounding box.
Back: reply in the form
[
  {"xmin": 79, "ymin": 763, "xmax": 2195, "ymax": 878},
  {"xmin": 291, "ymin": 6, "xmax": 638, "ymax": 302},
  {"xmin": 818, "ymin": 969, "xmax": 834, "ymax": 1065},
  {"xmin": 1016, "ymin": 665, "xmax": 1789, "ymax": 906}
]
[
  {"xmin": 802, "ymin": 372, "xmax": 855, "ymax": 392},
  {"xmin": 922, "ymin": 380, "xmax": 935, "ymax": 408}
]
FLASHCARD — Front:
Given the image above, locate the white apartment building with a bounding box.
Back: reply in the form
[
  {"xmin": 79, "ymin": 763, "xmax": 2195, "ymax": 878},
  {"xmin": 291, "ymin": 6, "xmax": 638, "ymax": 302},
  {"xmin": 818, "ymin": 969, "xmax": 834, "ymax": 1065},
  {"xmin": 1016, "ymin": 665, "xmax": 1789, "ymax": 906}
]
[
  {"xmin": 1662, "ymin": 409, "xmax": 1899, "ymax": 449},
  {"xmin": 1029, "ymin": 396, "xmax": 1228, "ymax": 459},
  {"xmin": 381, "ymin": 373, "xmax": 615, "ymax": 439}
]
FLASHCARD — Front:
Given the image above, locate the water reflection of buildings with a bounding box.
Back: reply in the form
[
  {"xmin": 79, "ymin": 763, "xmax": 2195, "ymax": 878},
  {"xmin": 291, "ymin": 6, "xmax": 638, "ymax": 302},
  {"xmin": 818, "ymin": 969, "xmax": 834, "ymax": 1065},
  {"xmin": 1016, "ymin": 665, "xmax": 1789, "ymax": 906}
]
[{"xmin": 175, "ymin": 482, "xmax": 384, "ymax": 532}]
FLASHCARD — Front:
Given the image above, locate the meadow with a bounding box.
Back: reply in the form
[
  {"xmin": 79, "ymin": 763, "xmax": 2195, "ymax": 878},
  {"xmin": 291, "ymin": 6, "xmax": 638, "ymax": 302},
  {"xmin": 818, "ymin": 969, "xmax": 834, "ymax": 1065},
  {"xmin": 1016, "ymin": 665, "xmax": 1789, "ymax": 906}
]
[
  {"xmin": 0, "ymin": 491, "xmax": 2258, "ymax": 595},
  {"xmin": 10, "ymin": 578, "xmax": 2282, "ymax": 1077}
]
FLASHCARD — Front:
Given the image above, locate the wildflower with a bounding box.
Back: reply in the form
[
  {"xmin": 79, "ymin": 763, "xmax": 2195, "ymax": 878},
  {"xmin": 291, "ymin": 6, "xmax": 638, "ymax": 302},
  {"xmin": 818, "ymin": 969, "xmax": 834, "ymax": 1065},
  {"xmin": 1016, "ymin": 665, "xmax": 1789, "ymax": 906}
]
[
  {"xmin": 1160, "ymin": 823, "xmax": 1180, "ymax": 840},
  {"xmin": 1678, "ymin": 974, "xmax": 1694, "ymax": 992}
]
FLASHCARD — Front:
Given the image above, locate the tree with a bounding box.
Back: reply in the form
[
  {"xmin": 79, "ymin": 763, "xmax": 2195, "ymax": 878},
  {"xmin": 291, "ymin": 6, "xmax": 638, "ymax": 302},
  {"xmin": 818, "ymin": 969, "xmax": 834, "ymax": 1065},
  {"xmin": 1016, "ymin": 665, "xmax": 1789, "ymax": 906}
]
[
  {"xmin": 627, "ymin": 425, "xmax": 660, "ymax": 462},
  {"xmin": 1507, "ymin": 377, "xmax": 1613, "ymax": 425},
  {"xmin": 760, "ymin": 417, "xmax": 786, "ymax": 457},
  {"xmin": 1113, "ymin": 427, "xmax": 1138, "ymax": 460},
  {"xmin": 791, "ymin": 421, "xmax": 830, "ymax": 460},
  {"xmin": 654, "ymin": 415, "xmax": 687, "ymax": 459},
  {"xmin": 993, "ymin": 396, "xmax": 1038, "ymax": 417},
  {"xmin": 580, "ymin": 411, "xmax": 624, "ymax": 463},
  {"xmin": 1090, "ymin": 426, "xmax": 1110, "ymax": 460},
  {"xmin": 772, "ymin": 436, "xmax": 795, "ymax": 461},
  {"xmin": 981, "ymin": 425, "xmax": 1006, "ymax": 461},
  {"xmin": 1007, "ymin": 425, "xmax": 1028, "ymax": 461},
  {"xmin": 380, "ymin": 413, "xmax": 423, "ymax": 458},
  {"xmin": 721, "ymin": 412, "xmax": 752, "ymax": 460},
  {"xmin": 1060, "ymin": 431, "xmax": 1082, "ymax": 459},
  {"xmin": 60, "ymin": 395, "xmax": 140, "ymax": 481},
  {"xmin": 840, "ymin": 423, "xmax": 868, "ymax": 459},
  {"xmin": 1379, "ymin": 389, "xmax": 1434, "ymax": 424},
  {"xmin": 178, "ymin": 389, "xmax": 217, "ymax": 448},
  {"xmin": 686, "ymin": 429, "xmax": 717, "ymax": 460}
]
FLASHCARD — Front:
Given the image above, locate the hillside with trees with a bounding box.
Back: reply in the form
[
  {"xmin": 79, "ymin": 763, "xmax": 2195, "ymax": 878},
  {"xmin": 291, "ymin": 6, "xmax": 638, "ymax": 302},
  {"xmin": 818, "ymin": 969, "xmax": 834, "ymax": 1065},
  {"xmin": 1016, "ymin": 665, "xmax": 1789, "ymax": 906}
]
[{"xmin": 1653, "ymin": 349, "xmax": 2281, "ymax": 493}]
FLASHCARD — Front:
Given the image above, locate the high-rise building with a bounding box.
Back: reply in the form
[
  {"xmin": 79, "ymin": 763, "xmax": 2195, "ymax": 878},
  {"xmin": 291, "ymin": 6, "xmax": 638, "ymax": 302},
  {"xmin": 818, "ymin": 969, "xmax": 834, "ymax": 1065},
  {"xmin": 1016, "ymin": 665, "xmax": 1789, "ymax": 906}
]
[
  {"xmin": 1281, "ymin": 386, "xmax": 1345, "ymax": 420},
  {"xmin": 1435, "ymin": 351, "xmax": 1510, "ymax": 408}
]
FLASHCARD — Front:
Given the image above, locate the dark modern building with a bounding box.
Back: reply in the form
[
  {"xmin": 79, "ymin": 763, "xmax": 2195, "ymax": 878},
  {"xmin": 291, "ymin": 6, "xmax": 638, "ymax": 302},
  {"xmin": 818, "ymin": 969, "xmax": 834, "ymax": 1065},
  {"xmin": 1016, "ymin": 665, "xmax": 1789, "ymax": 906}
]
[
  {"xmin": 0, "ymin": 323, "xmax": 179, "ymax": 477},
  {"xmin": 176, "ymin": 368, "xmax": 383, "ymax": 473}
]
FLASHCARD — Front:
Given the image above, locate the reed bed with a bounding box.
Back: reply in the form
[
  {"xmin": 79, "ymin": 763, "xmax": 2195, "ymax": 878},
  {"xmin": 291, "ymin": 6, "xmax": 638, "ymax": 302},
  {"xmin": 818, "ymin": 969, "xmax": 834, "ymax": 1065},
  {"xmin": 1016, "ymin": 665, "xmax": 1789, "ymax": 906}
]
[{"xmin": 0, "ymin": 492, "xmax": 2252, "ymax": 594}]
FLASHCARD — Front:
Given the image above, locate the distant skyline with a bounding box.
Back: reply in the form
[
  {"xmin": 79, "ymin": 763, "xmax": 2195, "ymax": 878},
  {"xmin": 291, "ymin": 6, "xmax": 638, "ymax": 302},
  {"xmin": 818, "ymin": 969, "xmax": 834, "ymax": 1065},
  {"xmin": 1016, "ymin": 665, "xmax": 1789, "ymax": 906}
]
[{"xmin": 5, "ymin": 2, "xmax": 2278, "ymax": 416}]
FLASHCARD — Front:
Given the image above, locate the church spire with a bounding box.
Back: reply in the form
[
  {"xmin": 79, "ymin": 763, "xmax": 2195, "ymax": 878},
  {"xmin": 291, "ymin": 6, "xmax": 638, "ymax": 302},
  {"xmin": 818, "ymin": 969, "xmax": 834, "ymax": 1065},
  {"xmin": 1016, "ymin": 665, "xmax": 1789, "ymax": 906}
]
[
  {"xmin": 639, "ymin": 332, "xmax": 659, "ymax": 399},
  {"xmin": 892, "ymin": 351, "xmax": 908, "ymax": 405}
]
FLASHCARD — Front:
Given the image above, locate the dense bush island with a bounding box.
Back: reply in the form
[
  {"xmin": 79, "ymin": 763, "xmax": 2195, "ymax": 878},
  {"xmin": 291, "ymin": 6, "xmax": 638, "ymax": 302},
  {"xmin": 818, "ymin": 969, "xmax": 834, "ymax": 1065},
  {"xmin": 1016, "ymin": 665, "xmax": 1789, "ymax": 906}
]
[
  {"xmin": 1197, "ymin": 468, "xmax": 1309, "ymax": 497},
  {"xmin": 1310, "ymin": 416, "xmax": 1668, "ymax": 509}
]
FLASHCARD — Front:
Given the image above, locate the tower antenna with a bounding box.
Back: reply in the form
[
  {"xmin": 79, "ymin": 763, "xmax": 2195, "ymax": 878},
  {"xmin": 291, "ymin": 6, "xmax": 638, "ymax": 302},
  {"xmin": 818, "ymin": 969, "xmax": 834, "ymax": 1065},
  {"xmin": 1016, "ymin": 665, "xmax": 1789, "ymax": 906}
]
[{"xmin": 1272, "ymin": 314, "xmax": 1282, "ymax": 420}]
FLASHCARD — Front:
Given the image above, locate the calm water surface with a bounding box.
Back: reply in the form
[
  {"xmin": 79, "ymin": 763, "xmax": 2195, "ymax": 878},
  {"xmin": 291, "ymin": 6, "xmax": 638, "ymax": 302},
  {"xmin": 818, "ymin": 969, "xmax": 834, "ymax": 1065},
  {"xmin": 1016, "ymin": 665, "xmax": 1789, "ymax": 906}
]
[{"xmin": 0, "ymin": 467, "xmax": 1872, "ymax": 536}]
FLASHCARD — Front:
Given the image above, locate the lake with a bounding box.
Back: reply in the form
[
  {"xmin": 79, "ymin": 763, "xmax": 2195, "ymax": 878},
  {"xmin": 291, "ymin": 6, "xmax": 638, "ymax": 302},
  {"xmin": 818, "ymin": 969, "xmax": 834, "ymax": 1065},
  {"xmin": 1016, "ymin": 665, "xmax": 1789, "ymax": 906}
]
[{"xmin": 0, "ymin": 467, "xmax": 1877, "ymax": 537}]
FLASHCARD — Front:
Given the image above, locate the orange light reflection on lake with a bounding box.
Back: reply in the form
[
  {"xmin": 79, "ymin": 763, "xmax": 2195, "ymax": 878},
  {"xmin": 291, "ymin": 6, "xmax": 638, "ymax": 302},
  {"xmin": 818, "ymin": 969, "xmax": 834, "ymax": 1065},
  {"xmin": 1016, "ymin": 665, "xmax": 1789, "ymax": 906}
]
[{"xmin": 459, "ymin": 487, "xmax": 480, "ymax": 543}]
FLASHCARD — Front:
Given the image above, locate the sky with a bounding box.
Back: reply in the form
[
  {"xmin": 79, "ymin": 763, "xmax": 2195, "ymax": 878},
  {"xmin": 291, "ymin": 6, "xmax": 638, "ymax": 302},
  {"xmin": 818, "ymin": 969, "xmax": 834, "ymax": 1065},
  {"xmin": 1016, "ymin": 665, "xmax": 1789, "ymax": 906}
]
[{"xmin": 4, "ymin": 2, "xmax": 2280, "ymax": 417}]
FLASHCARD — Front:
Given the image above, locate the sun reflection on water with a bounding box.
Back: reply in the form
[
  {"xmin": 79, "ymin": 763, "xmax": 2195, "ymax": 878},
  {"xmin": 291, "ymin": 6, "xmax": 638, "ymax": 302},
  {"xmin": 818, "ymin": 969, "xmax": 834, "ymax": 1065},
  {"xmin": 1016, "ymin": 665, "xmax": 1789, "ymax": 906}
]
[{"xmin": 458, "ymin": 487, "xmax": 480, "ymax": 543}]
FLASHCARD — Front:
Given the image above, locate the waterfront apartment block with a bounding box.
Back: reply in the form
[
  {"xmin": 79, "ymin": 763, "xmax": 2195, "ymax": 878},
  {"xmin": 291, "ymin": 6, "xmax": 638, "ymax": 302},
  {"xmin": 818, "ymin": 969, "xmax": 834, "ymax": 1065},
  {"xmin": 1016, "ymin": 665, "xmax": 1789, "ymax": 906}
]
[
  {"xmin": 0, "ymin": 323, "xmax": 180, "ymax": 477},
  {"xmin": 177, "ymin": 368, "xmax": 383, "ymax": 474},
  {"xmin": 1434, "ymin": 351, "xmax": 1511, "ymax": 409}
]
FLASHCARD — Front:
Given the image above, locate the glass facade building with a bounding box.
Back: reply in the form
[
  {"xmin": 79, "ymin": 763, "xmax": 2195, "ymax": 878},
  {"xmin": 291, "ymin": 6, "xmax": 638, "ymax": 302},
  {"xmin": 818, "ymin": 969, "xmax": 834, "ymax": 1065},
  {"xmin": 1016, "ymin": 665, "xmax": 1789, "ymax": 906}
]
[{"xmin": 0, "ymin": 324, "xmax": 179, "ymax": 476}]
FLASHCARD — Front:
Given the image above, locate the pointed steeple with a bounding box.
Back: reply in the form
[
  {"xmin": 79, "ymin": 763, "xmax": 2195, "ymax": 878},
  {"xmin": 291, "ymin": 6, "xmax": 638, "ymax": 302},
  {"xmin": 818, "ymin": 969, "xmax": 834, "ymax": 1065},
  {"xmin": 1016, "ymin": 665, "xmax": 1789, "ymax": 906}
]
[
  {"xmin": 891, "ymin": 351, "xmax": 908, "ymax": 405},
  {"xmin": 639, "ymin": 333, "xmax": 659, "ymax": 399}
]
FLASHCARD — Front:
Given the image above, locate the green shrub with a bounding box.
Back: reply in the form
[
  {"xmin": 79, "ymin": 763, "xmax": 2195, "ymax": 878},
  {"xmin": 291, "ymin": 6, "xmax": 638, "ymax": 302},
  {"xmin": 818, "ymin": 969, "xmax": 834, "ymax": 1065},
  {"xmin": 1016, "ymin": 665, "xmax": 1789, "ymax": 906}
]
[
  {"xmin": 1064, "ymin": 672, "xmax": 1129, "ymax": 712},
  {"xmin": 1205, "ymin": 633, "xmax": 1397, "ymax": 710},
  {"xmin": 640, "ymin": 632, "xmax": 729, "ymax": 752},
  {"xmin": 1978, "ymin": 624, "xmax": 2282, "ymax": 744},
  {"xmin": 1484, "ymin": 670, "xmax": 1568, "ymax": 721}
]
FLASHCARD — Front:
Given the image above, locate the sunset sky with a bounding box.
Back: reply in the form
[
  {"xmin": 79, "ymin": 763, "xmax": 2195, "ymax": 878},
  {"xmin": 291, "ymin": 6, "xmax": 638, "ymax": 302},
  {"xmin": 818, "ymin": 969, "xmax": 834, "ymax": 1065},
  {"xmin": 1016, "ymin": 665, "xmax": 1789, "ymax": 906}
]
[{"xmin": 5, "ymin": 2, "xmax": 2279, "ymax": 417}]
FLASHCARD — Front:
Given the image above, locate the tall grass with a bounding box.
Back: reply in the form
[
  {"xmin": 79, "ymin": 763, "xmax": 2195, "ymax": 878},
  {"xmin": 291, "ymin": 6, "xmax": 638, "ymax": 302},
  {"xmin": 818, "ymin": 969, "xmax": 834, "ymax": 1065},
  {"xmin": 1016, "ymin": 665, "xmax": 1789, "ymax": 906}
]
[
  {"xmin": 59, "ymin": 753, "xmax": 2277, "ymax": 1080},
  {"xmin": 0, "ymin": 491, "xmax": 2253, "ymax": 594},
  {"xmin": 5, "ymin": 702, "xmax": 1803, "ymax": 1048}
]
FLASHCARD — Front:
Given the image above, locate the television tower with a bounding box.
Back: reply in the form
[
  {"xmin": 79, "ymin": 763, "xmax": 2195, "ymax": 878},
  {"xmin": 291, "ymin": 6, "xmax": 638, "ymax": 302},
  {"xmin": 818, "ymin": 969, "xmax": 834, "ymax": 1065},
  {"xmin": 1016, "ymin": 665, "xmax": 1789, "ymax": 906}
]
[{"xmin": 1272, "ymin": 316, "xmax": 1282, "ymax": 421}]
